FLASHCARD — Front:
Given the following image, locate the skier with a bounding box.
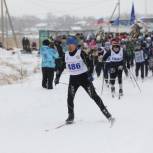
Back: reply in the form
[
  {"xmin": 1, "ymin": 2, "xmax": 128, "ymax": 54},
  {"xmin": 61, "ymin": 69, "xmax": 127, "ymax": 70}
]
[
  {"xmin": 103, "ymin": 42, "xmax": 111, "ymax": 86},
  {"xmin": 95, "ymin": 47, "xmax": 104, "ymax": 77},
  {"xmin": 103, "ymin": 41, "xmax": 129, "ymax": 98},
  {"xmin": 126, "ymin": 38, "xmax": 135, "ymax": 67},
  {"xmin": 134, "ymin": 42, "xmax": 145, "ymax": 80},
  {"xmin": 54, "ymin": 37, "xmax": 66, "ymax": 85},
  {"xmin": 141, "ymin": 42, "xmax": 149, "ymax": 77},
  {"xmin": 149, "ymin": 46, "xmax": 153, "ymax": 75},
  {"xmin": 40, "ymin": 39, "xmax": 59, "ymax": 89},
  {"xmin": 64, "ymin": 36, "xmax": 115, "ymax": 125}
]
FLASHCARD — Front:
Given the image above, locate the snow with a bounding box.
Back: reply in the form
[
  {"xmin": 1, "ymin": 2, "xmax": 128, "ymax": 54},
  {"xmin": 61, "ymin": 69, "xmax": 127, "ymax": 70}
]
[
  {"xmin": 0, "ymin": 65, "xmax": 153, "ymax": 153},
  {"xmin": 0, "ymin": 48, "xmax": 40, "ymax": 85}
]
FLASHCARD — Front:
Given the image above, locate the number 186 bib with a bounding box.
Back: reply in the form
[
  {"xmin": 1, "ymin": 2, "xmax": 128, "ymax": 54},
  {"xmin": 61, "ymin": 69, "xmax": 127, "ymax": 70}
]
[{"xmin": 65, "ymin": 49, "xmax": 88, "ymax": 75}]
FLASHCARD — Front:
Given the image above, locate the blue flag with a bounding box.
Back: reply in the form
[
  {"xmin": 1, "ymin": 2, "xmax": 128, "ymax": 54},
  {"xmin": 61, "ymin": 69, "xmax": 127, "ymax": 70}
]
[
  {"xmin": 113, "ymin": 17, "xmax": 120, "ymax": 26},
  {"xmin": 130, "ymin": 2, "xmax": 136, "ymax": 25}
]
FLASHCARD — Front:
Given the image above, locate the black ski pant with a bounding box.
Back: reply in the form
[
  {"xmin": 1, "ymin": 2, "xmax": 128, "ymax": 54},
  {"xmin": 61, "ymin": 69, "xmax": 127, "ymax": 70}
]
[
  {"xmin": 103, "ymin": 62, "xmax": 110, "ymax": 83},
  {"xmin": 54, "ymin": 58, "xmax": 65, "ymax": 84},
  {"xmin": 135, "ymin": 62, "xmax": 144, "ymax": 79},
  {"xmin": 42, "ymin": 67, "xmax": 54, "ymax": 89},
  {"xmin": 67, "ymin": 72, "xmax": 111, "ymax": 119},
  {"xmin": 55, "ymin": 66, "xmax": 65, "ymax": 83},
  {"xmin": 110, "ymin": 66, "xmax": 123, "ymax": 85},
  {"xmin": 129, "ymin": 54, "xmax": 134, "ymax": 67},
  {"xmin": 144, "ymin": 60, "xmax": 149, "ymax": 77},
  {"xmin": 95, "ymin": 62, "xmax": 103, "ymax": 77}
]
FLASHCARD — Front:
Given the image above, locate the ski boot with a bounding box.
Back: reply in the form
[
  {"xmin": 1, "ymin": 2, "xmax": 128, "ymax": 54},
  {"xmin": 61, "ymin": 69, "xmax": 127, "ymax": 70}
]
[
  {"xmin": 66, "ymin": 113, "xmax": 74, "ymax": 124},
  {"xmin": 111, "ymin": 86, "xmax": 115, "ymax": 98},
  {"xmin": 105, "ymin": 80, "xmax": 109, "ymax": 88},
  {"xmin": 108, "ymin": 116, "xmax": 115, "ymax": 127},
  {"xmin": 101, "ymin": 108, "xmax": 115, "ymax": 127},
  {"xmin": 119, "ymin": 89, "xmax": 123, "ymax": 99},
  {"xmin": 54, "ymin": 78, "xmax": 59, "ymax": 85},
  {"xmin": 105, "ymin": 81, "xmax": 109, "ymax": 88}
]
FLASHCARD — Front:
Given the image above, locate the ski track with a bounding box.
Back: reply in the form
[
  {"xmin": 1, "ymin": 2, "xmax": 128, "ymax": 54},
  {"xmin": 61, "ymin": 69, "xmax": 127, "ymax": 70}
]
[{"xmin": 0, "ymin": 72, "xmax": 153, "ymax": 153}]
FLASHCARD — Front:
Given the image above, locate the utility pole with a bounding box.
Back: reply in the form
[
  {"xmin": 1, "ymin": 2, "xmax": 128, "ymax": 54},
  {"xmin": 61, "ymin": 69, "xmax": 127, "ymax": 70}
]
[
  {"xmin": 5, "ymin": 9, "xmax": 8, "ymax": 49},
  {"xmin": 3, "ymin": 0, "xmax": 18, "ymax": 48},
  {"xmin": 1, "ymin": 0, "xmax": 18, "ymax": 48},
  {"xmin": 1, "ymin": 0, "xmax": 4, "ymax": 46}
]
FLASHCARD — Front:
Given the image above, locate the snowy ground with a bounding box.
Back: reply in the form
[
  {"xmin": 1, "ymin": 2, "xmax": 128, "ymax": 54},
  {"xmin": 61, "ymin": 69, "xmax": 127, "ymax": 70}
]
[
  {"xmin": 0, "ymin": 48, "xmax": 40, "ymax": 85},
  {"xmin": 0, "ymin": 69, "xmax": 153, "ymax": 153}
]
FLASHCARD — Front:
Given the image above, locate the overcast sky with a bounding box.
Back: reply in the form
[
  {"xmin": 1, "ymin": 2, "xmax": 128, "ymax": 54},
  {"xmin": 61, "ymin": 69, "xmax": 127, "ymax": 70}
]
[{"xmin": 5, "ymin": 0, "xmax": 153, "ymax": 18}]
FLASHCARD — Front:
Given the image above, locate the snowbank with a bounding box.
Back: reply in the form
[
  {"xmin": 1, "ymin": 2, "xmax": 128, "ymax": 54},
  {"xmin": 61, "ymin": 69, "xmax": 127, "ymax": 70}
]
[{"xmin": 0, "ymin": 48, "xmax": 40, "ymax": 85}]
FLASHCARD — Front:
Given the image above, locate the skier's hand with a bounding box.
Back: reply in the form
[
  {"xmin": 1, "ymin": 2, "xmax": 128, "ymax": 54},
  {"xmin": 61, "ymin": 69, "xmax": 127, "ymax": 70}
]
[
  {"xmin": 118, "ymin": 65, "xmax": 123, "ymax": 70},
  {"xmin": 87, "ymin": 73, "xmax": 94, "ymax": 82}
]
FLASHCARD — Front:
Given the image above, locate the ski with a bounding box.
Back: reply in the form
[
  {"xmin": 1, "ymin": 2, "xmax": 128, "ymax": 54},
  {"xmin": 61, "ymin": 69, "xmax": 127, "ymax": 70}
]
[
  {"xmin": 45, "ymin": 118, "xmax": 115, "ymax": 131},
  {"xmin": 112, "ymin": 92, "xmax": 115, "ymax": 98},
  {"xmin": 109, "ymin": 117, "xmax": 116, "ymax": 128},
  {"xmin": 44, "ymin": 122, "xmax": 74, "ymax": 132},
  {"xmin": 55, "ymin": 123, "xmax": 67, "ymax": 129},
  {"xmin": 55, "ymin": 121, "xmax": 74, "ymax": 129},
  {"xmin": 118, "ymin": 92, "xmax": 123, "ymax": 100},
  {"xmin": 118, "ymin": 94, "xmax": 122, "ymax": 100},
  {"xmin": 111, "ymin": 92, "xmax": 123, "ymax": 100}
]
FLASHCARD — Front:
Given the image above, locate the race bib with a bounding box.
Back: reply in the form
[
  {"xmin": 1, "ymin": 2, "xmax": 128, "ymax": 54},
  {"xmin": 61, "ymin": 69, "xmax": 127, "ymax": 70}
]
[{"xmin": 68, "ymin": 63, "xmax": 81, "ymax": 71}]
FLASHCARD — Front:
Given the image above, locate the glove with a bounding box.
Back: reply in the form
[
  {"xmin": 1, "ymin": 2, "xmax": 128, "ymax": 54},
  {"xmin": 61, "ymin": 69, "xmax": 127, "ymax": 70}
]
[
  {"xmin": 118, "ymin": 65, "xmax": 123, "ymax": 70},
  {"xmin": 110, "ymin": 68, "xmax": 115, "ymax": 73},
  {"xmin": 87, "ymin": 73, "xmax": 94, "ymax": 82}
]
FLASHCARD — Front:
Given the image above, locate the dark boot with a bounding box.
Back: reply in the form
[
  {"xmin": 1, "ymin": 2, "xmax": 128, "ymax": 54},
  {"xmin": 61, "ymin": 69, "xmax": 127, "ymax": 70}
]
[
  {"xmin": 108, "ymin": 116, "xmax": 115, "ymax": 127},
  {"xmin": 47, "ymin": 86, "xmax": 53, "ymax": 90},
  {"xmin": 102, "ymin": 108, "xmax": 115, "ymax": 127},
  {"xmin": 54, "ymin": 78, "xmax": 59, "ymax": 85},
  {"xmin": 111, "ymin": 86, "xmax": 115, "ymax": 93},
  {"xmin": 119, "ymin": 89, "xmax": 123, "ymax": 96},
  {"xmin": 101, "ymin": 108, "xmax": 111, "ymax": 119},
  {"xmin": 66, "ymin": 113, "xmax": 74, "ymax": 124},
  {"xmin": 111, "ymin": 86, "xmax": 115, "ymax": 97}
]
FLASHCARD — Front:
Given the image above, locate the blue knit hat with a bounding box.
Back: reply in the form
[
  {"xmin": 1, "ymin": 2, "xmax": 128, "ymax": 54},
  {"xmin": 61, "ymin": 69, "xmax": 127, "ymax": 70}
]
[{"xmin": 67, "ymin": 36, "xmax": 78, "ymax": 46}]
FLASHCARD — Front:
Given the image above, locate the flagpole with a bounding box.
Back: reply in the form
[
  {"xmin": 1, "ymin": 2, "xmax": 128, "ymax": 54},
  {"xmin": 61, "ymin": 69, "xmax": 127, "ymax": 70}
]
[
  {"xmin": 145, "ymin": 0, "xmax": 148, "ymax": 16},
  {"xmin": 117, "ymin": 0, "xmax": 120, "ymax": 33},
  {"xmin": 108, "ymin": 2, "xmax": 119, "ymax": 33}
]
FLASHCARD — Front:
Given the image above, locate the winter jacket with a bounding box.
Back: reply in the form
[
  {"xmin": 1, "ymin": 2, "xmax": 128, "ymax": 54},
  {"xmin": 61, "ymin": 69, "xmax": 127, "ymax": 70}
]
[{"xmin": 40, "ymin": 46, "xmax": 59, "ymax": 68}]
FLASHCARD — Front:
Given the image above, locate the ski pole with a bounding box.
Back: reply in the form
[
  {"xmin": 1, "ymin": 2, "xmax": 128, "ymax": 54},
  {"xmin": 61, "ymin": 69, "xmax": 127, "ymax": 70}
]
[
  {"xmin": 128, "ymin": 72, "xmax": 135, "ymax": 88},
  {"xmin": 101, "ymin": 73, "xmax": 105, "ymax": 95},
  {"xmin": 128, "ymin": 70, "xmax": 141, "ymax": 93},
  {"xmin": 59, "ymin": 81, "xmax": 69, "ymax": 86}
]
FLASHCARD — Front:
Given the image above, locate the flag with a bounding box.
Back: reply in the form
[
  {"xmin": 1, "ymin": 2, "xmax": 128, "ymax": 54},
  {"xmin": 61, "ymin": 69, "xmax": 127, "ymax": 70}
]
[
  {"xmin": 111, "ymin": 17, "xmax": 120, "ymax": 26},
  {"xmin": 130, "ymin": 2, "xmax": 136, "ymax": 25}
]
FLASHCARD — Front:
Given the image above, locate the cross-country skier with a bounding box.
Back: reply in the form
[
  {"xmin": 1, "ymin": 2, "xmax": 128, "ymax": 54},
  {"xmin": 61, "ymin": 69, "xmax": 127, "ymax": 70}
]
[
  {"xmin": 54, "ymin": 37, "xmax": 66, "ymax": 85},
  {"xmin": 141, "ymin": 42, "xmax": 150, "ymax": 77},
  {"xmin": 134, "ymin": 42, "xmax": 145, "ymax": 80},
  {"xmin": 64, "ymin": 36, "xmax": 115, "ymax": 125},
  {"xmin": 103, "ymin": 42, "xmax": 111, "ymax": 86},
  {"xmin": 103, "ymin": 40, "xmax": 129, "ymax": 98},
  {"xmin": 95, "ymin": 47, "xmax": 104, "ymax": 77}
]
